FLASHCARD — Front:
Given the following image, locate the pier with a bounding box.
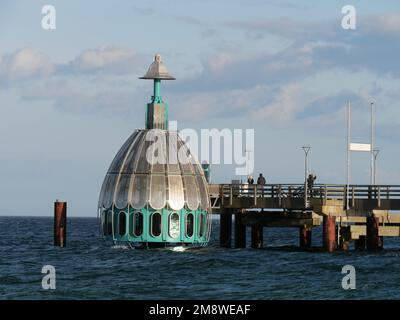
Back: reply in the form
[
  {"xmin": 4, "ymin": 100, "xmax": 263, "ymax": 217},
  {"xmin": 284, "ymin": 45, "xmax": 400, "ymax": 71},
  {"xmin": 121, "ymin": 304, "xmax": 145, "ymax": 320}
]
[{"xmin": 210, "ymin": 183, "xmax": 400, "ymax": 252}]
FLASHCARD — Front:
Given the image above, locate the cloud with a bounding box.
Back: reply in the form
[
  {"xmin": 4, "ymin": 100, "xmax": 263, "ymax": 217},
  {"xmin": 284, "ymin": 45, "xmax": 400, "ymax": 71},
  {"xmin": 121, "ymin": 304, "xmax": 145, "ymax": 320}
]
[
  {"xmin": 250, "ymin": 83, "xmax": 302, "ymax": 124},
  {"xmin": 171, "ymin": 41, "xmax": 344, "ymax": 94},
  {"xmin": 362, "ymin": 12, "xmax": 400, "ymax": 34},
  {"xmin": 0, "ymin": 46, "xmax": 143, "ymax": 85},
  {"xmin": 2, "ymin": 12, "xmax": 399, "ymax": 130},
  {"xmin": 67, "ymin": 46, "xmax": 142, "ymax": 75},
  {"xmin": 131, "ymin": 5, "xmax": 156, "ymax": 15},
  {"xmin": 0, "ymin": 48, "xmax": 54, "ymax": 81},
  {"xmin": 170, "ymin": 84, "xmax": 269, "ymax": 122},
  {"xmin": 200, "ymin": 28, "xmax": 217, "ymax": 39},
  {"xmin": 296, "ymin": 91, "xmax": 364, "ymax": 120},
  {"xmin": 20, "ymin": 79, "xmax": 143, "ymax": 115}
]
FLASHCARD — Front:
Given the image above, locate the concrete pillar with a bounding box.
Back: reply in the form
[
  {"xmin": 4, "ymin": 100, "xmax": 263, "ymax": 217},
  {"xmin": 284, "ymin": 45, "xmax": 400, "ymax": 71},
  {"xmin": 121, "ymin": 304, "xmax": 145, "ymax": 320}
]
[
  {"xmin": 54, "ymin": 200, "xmax": 67, "ymax": 247},
  {"xmin": 234, "ymin": 211, "xmax": 246, "ymax": 248},
  {"xmin": 220, "ymin": 209, "xmax": 232, "ymax": 248},
  {"xmin": 366, "ymin": 215, "xmax": 381, "ymax": 251},
  {"xmin": 322, "ymin": 215, "xmax": 336, "ymax": 252},
  {"xmin": 251, "ymin": 224, "xmax": 263, "ymax": 249},
  {"xmin": 299, "ymin": 226, "xmax": 312, "ymax": 249}
]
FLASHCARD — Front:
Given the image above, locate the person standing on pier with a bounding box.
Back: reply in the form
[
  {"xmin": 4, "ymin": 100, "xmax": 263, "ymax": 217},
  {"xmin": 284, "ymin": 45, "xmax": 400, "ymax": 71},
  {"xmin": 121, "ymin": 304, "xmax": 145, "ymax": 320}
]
[
  {"xmin": 257, "ymin": 173, "xmax": 266, "ymax": 199},
  {"xmin": 307, "ymin": 174, "xmax": 316, "ymax": 197},
  {"xmin": 257, "ymin": 173, "xmax": 266, "ymax": 185},
  {"xmin": 247, "ymin": 175, "xmax": 255, "ymax": 197}
]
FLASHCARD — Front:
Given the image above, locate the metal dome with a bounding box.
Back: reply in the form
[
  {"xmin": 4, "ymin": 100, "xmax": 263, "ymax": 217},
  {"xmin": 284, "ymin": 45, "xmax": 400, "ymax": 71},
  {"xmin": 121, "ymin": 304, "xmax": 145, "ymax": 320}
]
[
  {"xmin": 98, "ymin": 129, "xmax": 210, "ymax": 212},
  {"xmin": 98, "ymin": 54, "xmax": 211, "ymax": 248}
]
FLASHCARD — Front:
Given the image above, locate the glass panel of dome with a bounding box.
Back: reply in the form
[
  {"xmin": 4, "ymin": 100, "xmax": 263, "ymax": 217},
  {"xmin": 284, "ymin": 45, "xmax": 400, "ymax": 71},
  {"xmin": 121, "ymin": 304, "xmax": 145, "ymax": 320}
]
[
  {"xmin": 101, "ymin": 211, "xmax": 107, "ymax": 235},
  {"xmin": 136, "ymin": 136, "xmax": 152, "ymax": 174},
  {"xmin": 166, "ymin": 132, "xmax": 180, "ymax": 173},
  {"xmin": 122, "ymin": 131, "xmax": 145, "ymax": 174},
  {"xmin": 168, "ymin": 175, "xmax": 185, "ymax": 210},
  {"xmin": 102, "ymin": 174, "xmax": 118, "ymax": 209},
  {"xmin": 198, "ymin": 213, "xmax": 205, "ymax": 237},
  {"xmin": 149, "ymin": 175, "xmax": 166, "ymax": 210},
  {"xmin": 107, "ymin": 211, "xmax": 112, "ymax": 235},
  {"xmin": 196, "ymin": 175, "xmax": 210, "ymax": 210},
  {"xmin": 133, "ymin": 212, "xmax": 143, "ymax": 236},
  {"xmin": 186, "ymin": 213, "xmax": 194, "ymax": 237},
  {"xmin": 114, "ymin": 174, "xmax": 131, "ymax": 209},
  {"xmin": 98, "ymin": 177, "xmax": 108, "ymax": 208},
  {"xmin": 151, "ymin": 212, "xmax": 162, "ymax": 237},
  {"xmin": 129, "ymin": 175, "xmax": 149, "ymax": 209},
  {"xmin": 108, "ymin": 131, "xmax": 138, "ymax": 173},
  {"xmin": 169, "ymin": 213, "xmax": 180, "ymax": 238},
  {"xmin": 191, "ymin": 154, "xmax": 203, "ymax": 175},
  {"xmin": 119, "ymin": 212, "xmax": 126, "ymax": 236},
  {"xmin": 151, "ymin": 131, "xmax": 167, "ymax": 174},
  {"xmin": 184, "ymin": 176, "xmax": 199, "ymax": 210},
  {"xmin": 177, "ymin": 138, "xmax": 193, "ymax": 174}
]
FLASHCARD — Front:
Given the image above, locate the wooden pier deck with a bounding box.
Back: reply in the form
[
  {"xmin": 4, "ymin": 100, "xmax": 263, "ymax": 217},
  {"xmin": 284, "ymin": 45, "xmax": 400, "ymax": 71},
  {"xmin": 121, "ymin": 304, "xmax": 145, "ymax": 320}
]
[{"xmin": 209, "ymin": 183, "xmax": 400, "ymax": 251}]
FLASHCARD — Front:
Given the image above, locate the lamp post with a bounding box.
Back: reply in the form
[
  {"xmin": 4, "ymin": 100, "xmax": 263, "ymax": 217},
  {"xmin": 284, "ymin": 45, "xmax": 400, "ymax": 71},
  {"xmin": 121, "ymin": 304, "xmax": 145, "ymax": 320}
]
[
  {"xmin": 302, "ymin": 145, "xmax": 311, "ymax": 208},
  {"xmin": 373, "ymin": 149, "xmax": 380, "ymax": 185}
]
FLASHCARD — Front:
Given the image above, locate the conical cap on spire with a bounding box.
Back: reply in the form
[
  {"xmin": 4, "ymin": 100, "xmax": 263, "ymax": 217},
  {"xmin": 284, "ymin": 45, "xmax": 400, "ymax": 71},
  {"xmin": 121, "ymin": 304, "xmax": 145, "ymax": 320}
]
[{"xmin": 139, "ymin": 54, "xmax": 175, "ymax": 80}]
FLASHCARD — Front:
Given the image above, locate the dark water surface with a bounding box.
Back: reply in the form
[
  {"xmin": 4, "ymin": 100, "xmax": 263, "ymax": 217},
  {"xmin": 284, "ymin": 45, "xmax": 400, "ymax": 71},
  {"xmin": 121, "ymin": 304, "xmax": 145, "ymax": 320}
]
[{"xmin": 1, "ymin": 216, "xmax": 400, "ymax": 299}]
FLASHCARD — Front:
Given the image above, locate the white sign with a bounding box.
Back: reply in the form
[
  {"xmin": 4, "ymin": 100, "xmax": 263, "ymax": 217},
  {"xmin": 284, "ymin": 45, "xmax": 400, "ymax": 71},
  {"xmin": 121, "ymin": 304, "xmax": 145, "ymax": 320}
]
[{"xmin": 349, "ymin": 143, "xmax": 371, "ymax": 152}]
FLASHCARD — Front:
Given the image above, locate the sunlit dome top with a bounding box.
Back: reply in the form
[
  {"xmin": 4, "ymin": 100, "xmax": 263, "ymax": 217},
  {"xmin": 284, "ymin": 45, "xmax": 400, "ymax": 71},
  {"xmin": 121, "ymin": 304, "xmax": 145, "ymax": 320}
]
[{"xmin": 98, "ymin": 129, "xmax": 210, "ymax": 211}]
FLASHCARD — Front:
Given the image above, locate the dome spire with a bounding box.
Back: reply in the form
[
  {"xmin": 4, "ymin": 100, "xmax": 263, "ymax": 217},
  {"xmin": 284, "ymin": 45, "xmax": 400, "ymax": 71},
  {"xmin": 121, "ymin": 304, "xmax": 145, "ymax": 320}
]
[{"xmin": 140, "ymin": 54, "xmax": 175, "ymax": 129}]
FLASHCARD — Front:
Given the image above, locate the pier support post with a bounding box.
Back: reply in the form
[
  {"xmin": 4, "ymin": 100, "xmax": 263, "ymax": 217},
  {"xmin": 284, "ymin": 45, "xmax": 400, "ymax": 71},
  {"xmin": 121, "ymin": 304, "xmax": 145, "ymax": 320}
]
[
  {"xmin": 220, "ymin": 208, "xmax": 232, "ymax": 248},
  {"xmin": 366, "ymin": 215, "xmax": 381, "ymax": 251},
  {"xmin": 251, "ymin": 224, "xmax": 263, "ymax": 249},
  {"xmin": 299, "ymin": 226, "xmax": 312, "ymax": 249},
  {"xmin": 323, "ymin": 215, "xmax": 336, "ymax": 252},
  {"xmin": 234, "ymin": 210, "xmax": 246, "ymax": 248},
  {"xmin": 54, "ymin": 200, "xmax": 67, "ymax": 247}
]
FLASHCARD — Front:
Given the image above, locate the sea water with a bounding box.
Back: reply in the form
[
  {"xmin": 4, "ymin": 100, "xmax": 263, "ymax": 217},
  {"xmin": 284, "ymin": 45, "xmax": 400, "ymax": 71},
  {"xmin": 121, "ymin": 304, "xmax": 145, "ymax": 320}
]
[{"xmin": 1, "ymin": 216, "xmax": 400, "ymax": 299}]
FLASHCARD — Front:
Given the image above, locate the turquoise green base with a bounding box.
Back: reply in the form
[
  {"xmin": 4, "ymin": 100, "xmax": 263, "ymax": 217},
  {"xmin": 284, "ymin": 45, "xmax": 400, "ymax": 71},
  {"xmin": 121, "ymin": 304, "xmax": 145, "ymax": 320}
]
[{"xmin": 100, "ymin": 207, "xmax": 209, "ymax": 246}]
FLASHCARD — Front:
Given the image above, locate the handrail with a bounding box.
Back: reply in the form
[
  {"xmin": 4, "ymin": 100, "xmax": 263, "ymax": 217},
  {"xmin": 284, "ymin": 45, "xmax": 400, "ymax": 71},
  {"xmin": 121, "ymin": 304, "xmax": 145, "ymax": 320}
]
[{"xmin": 216, "ymin": 183, "xmax": 400, "ymax": 200}]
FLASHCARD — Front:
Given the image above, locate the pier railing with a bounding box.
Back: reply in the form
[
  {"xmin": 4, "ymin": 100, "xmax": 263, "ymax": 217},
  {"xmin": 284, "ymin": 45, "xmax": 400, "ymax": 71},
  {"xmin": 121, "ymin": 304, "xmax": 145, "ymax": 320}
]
[{"xmin": 211, "ymin": 184, "xmax": 400, "ymax": 210}]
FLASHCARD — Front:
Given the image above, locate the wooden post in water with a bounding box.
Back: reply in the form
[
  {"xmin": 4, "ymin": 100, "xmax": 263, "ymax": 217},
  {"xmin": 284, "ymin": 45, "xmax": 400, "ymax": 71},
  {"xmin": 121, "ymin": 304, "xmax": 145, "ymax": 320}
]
[
  {"xmin": 220, "ymin": 208, "xmax": 232, "ymax": 248},
  {"xmin": 251, "ymin": 224, "xmax": 263, "ymax": 249},
  {"xmin": 299, "ymin": 226, "xmax": 312, "ymax": 249},
  {"xmin": 322, "ymin": 215, "xmax": 336, "ymax": 252},
  {"xmin": 366, "ymin": 215, "xmax": 381, "ymax": 251},
  {"xmin": 54, "ymin": 200, "xmax": 67, "ymax": 247},
  {"xmin": 234, "ymin": 210, "xmax": 246, "ymax": 248}
]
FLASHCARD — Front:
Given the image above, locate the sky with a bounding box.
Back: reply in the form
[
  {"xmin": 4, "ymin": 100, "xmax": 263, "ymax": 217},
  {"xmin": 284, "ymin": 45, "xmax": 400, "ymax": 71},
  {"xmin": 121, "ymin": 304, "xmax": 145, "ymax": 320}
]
[{"xmin": 0, "ymin": 0, "xmax": 400, "ymax": 216}]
